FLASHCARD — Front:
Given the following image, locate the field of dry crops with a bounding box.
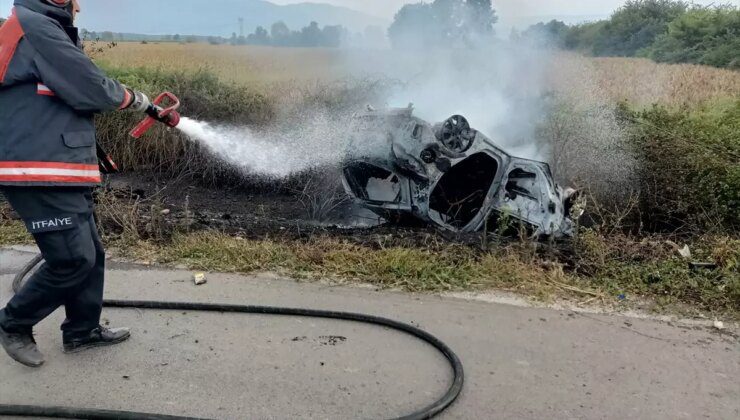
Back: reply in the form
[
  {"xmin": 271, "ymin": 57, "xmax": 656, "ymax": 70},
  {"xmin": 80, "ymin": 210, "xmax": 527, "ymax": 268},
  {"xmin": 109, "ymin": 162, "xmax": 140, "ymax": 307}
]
[
  {"xmin": 97, "ymin": 42, "xmax": 740, "ymax": 106},
  {"xmin": 95, "ymin": 42, "xmax": 347, "ymax": 84}
]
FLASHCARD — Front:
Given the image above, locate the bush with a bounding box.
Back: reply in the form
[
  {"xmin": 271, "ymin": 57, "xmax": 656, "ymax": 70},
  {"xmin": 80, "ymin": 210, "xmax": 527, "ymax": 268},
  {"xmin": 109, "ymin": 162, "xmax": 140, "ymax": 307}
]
[
  {"xmin": 645, "ymin": 6, "xmax": 740, "ymax": 68},
  {"xmin": 624, "ymin": 99, "xmax": 740, "ymax": 232},
  {"xmin": 593, "ymin": 0, "xmax": 688, "ymax": 57},
  {"xmin": 540, "ymin": 94, "xmax": 739, "ymax": 234},
  {"xmin": 556, "ymin": 2, "xmax": 739, "ymax": 69}
]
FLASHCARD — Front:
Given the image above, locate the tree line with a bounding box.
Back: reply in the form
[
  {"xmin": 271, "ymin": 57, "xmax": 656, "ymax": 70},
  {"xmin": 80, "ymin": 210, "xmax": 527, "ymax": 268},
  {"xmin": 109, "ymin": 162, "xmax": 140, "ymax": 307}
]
[
  {"xmin": 236, "ymin": 21, "xmax": 345, "ymax": 48},
  {"xmin": 515, "ymin": 0, "xmax": 739, "ymax": 69}
]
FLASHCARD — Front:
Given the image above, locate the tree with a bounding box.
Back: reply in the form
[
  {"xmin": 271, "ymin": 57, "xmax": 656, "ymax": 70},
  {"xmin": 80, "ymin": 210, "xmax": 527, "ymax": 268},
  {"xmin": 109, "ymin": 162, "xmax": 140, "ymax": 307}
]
[
  {"xmin": 592, "ymin": 0, "xmax": 688, "ymax": 56},
  {"xmin": 464, "ymin": 0, "xmax": 498, "ymax": 41},
  {"xmin": 101, "ymin": 31, "xmax": 114, "ymax": 41},
  {"xmin": 0, "ymin": 17, "xmax": 6, "ymax": 27},
  {"xmin": 388, "ymin": 0, "xmax": 498, "ymax": 49},
  {"xmin": 173, "ymin": 34, "xmax": 181, "ymax": 42},
  {"xmin": 247, "ymin": 26, "xmax": 269, "ymax": 45},
  {"xmin": 563, "ymin": 21, "xmax": 608, "ymax": 51},
  {"xmin": 646, "ymin": 5, "xmax": 740, "ymax": 68},
  {"xmin": 388, "ymin": 3, "xmax": 440, "ymax": 48},
  {"xmin": 300, "ymin": 21, "xmax": 323, "ymax": 47},
  {"xmin": 520, "ymin": 20, "xmax": 569, "ymax": 47},
  {"xmin": 321, "ymin": 25, "xmax": 344, "ymax": 48},
  {"xmin": 271, "ymin": 21, "xmax": 290, "ymax": 46}
]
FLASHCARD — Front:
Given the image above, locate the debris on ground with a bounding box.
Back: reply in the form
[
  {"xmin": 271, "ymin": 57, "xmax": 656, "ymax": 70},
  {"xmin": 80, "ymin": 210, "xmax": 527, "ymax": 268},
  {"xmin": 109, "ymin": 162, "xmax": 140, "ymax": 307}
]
[
  {"xmin": 713, "ymin": 320, "xmax": 725, "ymax": 331},
  {"xmin": 666, "ymin": 240, "xmax": 692, "ymax": 259},
  {"xmin": 689, "ymin": 262, "xmax": 718, "ymax": 271},
  {"xmin": 678, "ymin": 245, "xmax": 692, "ymax": 259},
  {"xmin": 193, "ymin": 272, "xmax": 207, "ymax": 285}
]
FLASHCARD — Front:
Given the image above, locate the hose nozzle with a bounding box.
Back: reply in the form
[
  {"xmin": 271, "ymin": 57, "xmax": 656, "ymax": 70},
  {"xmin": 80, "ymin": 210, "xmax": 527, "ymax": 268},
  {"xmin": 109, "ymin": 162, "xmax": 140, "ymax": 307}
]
[{"xmin": 129, "ymin": 92, "xmax": 181, "ymax": 139}]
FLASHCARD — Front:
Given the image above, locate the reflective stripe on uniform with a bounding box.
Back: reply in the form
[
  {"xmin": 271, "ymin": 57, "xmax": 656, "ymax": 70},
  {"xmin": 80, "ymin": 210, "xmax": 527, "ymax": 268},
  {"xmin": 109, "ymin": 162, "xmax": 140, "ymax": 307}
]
[
  {"xmin": 0, "ymin": 162, "xmax": 100, "ymax": 183},
  {"xmin": 37, "ymin": 83, "xmax": 55, "ymax": 96}
]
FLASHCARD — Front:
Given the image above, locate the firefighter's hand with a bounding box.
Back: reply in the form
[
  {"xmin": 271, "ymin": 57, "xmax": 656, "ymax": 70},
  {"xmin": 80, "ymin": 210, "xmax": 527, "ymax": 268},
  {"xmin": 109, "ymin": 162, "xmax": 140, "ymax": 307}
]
[{"xmin": 125, "ymin": 89, "xmax": 151, "ymax": 112}]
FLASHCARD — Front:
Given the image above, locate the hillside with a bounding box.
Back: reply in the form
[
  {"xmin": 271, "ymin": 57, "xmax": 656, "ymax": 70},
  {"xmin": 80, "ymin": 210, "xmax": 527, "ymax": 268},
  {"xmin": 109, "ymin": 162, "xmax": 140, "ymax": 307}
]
[{"xmin": 0, "ymin": 0, "xmax": 387, "ymax": 35}]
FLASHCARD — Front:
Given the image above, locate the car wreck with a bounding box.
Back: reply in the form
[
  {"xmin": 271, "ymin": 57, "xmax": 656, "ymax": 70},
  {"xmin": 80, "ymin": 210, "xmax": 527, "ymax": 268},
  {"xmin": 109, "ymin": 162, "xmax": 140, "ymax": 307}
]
[{"xmin": 341, "ymin": 105, "xmax": 580, "ymax": 237}]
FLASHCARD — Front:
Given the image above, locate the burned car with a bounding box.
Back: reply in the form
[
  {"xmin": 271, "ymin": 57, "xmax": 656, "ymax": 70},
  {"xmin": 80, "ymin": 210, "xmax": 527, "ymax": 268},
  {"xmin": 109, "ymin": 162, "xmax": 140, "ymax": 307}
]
[{"xmin": 341, "ymin": 105, "xmax": 579, "ymax": 237}]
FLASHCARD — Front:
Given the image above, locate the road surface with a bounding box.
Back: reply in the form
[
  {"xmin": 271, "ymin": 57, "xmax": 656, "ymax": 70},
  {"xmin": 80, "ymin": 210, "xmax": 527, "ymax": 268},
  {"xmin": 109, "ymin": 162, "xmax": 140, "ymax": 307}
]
[{"xmin": 1, "ymin": 247, "xmax": 738, "ymax": 419}]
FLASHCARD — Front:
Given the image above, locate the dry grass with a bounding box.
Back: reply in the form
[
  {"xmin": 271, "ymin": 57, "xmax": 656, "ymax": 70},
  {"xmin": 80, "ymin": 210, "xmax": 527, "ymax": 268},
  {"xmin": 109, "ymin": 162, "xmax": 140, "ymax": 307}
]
[
  {"xmin": 549, "ymin": 53, "xmax": 740, "ymax": 107},
  {"xmin": 97, "ymin": 43, "xmax": 740, "ymax": 107},
  {"xmin": 96, "ymin": 43, "xmax": 347, "ymax": 86},
  {"xmin": 0, "ymin": 220, "xmax": 30, "ymax": 246},
  {"xmin": 125, "ymin": 231, "xmax": 588, "ymax": 297}
]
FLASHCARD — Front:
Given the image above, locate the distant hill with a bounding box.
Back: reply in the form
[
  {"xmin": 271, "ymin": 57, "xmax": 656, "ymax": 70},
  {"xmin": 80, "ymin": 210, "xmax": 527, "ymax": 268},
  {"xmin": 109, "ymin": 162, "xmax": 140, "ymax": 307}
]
[{"xmin": 69, "ymin": 0, "xmax": 387, "ymax": 36}]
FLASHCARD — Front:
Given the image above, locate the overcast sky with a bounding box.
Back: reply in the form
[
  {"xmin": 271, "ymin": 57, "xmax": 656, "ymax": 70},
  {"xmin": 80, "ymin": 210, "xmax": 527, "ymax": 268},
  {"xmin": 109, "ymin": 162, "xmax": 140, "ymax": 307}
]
[
  {"xmin": 2, "ymin": 0, "xmax": 737, "ymax": 26},
  {"xmin": 271, "ymin": 0, "xmax": 738, "ymax": 19}
]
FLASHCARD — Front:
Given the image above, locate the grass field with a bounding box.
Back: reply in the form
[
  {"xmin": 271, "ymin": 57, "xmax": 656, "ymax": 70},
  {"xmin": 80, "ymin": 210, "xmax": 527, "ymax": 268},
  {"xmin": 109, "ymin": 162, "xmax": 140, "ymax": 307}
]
[{"xmin": 97, "ymin": 43, "xmax": 740, "ymax": 106}]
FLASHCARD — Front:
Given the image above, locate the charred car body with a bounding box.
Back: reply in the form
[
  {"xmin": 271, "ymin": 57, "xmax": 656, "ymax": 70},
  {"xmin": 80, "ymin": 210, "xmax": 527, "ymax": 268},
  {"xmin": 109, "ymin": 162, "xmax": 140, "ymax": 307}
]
[{"xmin": 341, "ymin": 106, "xmax": 579, "ymax": 237}]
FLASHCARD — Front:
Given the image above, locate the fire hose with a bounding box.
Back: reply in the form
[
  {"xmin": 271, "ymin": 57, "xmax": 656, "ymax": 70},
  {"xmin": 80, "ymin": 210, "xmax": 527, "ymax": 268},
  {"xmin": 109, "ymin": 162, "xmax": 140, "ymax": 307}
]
[{"xmin": 1, "ymin": 253, "xmax": 464, "ymax": 420}]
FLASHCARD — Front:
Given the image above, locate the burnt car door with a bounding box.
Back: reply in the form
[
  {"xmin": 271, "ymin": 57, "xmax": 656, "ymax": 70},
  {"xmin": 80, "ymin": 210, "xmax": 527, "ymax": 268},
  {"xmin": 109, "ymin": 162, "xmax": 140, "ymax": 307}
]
[{"xmin": 494, "ymin": 158, "xmax": 571, "ymax": 236}]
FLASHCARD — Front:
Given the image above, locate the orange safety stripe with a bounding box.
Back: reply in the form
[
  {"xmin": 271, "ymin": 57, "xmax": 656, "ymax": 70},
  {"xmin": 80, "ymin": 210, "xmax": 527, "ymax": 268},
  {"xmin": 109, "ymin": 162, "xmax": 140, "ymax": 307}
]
[
  {"xmin": 0, "ymin": 9, "xmax": 24, "ymax": 84},
  {"xmin": 0, "ymin": 162, "xmax": 99, "ymax": 170}
]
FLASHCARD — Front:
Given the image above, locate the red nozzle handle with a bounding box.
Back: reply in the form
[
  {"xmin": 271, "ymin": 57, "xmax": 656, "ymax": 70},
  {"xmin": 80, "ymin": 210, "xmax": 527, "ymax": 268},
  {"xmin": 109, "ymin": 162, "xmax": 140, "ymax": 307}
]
[
  {"xmin": 129, "ymin": 92, "xmax": 181, "ymax": 139},
  {"xmin": 153, "ymin": 92, "xmax": 180, "ymax": 111}
]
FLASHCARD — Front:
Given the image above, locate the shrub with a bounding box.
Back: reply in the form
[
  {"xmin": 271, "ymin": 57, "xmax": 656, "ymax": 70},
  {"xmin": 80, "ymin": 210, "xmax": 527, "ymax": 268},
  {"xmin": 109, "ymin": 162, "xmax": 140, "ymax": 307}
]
[
  {"xmin": 593, "ymin": 0, "xmax": 688, "ymax": 57},
  {"xmin": 645, "ymin": 6, "xmax": 740, "ymax": 68},
  {"xmin": 624, "ymin": 99, "xmax": 740, "ymax": 232}
]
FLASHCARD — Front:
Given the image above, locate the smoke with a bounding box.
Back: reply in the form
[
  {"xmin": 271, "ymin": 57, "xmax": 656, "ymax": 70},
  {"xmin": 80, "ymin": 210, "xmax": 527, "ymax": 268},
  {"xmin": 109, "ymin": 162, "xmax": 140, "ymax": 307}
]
[
  {"xmin": 337, "ymin": 39, "xmax": 555, "ymax": 161},
  {"xmin": 178, "ymin": 2, "xmax": 634, "ymax": 201}
]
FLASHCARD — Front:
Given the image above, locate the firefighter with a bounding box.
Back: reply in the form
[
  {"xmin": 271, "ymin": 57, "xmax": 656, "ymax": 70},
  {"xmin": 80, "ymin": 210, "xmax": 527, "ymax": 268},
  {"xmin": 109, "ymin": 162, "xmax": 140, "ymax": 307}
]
[{"xmin": 0, "ymin": 0, "xmax": 151, "ymax": 367}]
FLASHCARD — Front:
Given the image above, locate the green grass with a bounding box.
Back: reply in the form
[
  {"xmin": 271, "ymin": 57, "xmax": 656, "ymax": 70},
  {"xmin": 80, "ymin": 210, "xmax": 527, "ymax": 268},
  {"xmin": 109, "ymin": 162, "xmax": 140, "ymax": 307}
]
[
  {"xmin": 1, "ymin": 213, "xmax": 737, "ymax": 318},
  {"xmin": 108, "ymin": 230, "xmax": 739, "ymax": 318},
  {"xmin": 623, "ymin": 99, "xmax": 740, "ymax": 232},
  {"xmin": 156, "ymin": 232, "xmax": 530, "ymax": 292},
  {"xmin": 0, "ymin": 221, "xmax": 31, "ymax": 246}
]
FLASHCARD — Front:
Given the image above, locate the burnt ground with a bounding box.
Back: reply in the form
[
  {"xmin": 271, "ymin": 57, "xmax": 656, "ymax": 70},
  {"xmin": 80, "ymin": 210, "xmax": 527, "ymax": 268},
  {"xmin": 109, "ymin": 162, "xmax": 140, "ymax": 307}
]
[{"xmin": 102, "ymin": 172, "xmax": 483, "ymax": 250}]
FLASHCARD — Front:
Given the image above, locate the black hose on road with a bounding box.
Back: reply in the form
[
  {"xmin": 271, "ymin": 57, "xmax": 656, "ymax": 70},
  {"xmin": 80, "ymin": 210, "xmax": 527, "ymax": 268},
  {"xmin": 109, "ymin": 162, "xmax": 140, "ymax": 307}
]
[{"xmin": 1, "ymin": 254, "xmax": 464, "ymax": 420}]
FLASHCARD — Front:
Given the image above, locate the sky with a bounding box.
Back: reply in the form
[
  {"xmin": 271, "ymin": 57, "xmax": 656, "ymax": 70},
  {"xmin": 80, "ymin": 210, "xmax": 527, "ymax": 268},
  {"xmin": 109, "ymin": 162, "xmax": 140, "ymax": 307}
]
[
  {"xmin": 2, "ymin": 0, "xmax": 737, "ymax": 30},
  {"xmin": 271, "ymin": 0, "xmax": 738, "ymax": 19}
]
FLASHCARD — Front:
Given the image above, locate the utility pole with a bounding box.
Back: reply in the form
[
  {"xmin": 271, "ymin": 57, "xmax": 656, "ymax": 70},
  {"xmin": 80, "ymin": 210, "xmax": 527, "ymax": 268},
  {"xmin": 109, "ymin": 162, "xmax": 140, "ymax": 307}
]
[{"xmin": 238, "ymin": 18, "xmax": 244, "ymax": 38}]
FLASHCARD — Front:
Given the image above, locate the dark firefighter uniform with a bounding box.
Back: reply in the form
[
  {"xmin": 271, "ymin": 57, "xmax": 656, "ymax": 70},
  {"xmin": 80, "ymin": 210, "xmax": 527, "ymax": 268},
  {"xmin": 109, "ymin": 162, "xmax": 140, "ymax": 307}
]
[{"xmin": 0, "ymin": 0, "xmax": 145, "ymax": 365}]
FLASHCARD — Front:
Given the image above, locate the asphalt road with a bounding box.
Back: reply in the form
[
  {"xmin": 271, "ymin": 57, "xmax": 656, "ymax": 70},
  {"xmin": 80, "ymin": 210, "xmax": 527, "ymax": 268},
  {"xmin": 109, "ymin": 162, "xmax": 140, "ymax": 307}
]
[{"xmin": 1, "ymin": 247, "xmax": 738, "ymax": 420}]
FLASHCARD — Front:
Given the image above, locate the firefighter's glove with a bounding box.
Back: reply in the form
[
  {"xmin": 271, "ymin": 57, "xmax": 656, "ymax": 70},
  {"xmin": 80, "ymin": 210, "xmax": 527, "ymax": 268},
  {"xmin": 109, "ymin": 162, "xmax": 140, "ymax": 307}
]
[{"xmin": 125, "ymin": 89, "xmax": 151, "ymax": 113}]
